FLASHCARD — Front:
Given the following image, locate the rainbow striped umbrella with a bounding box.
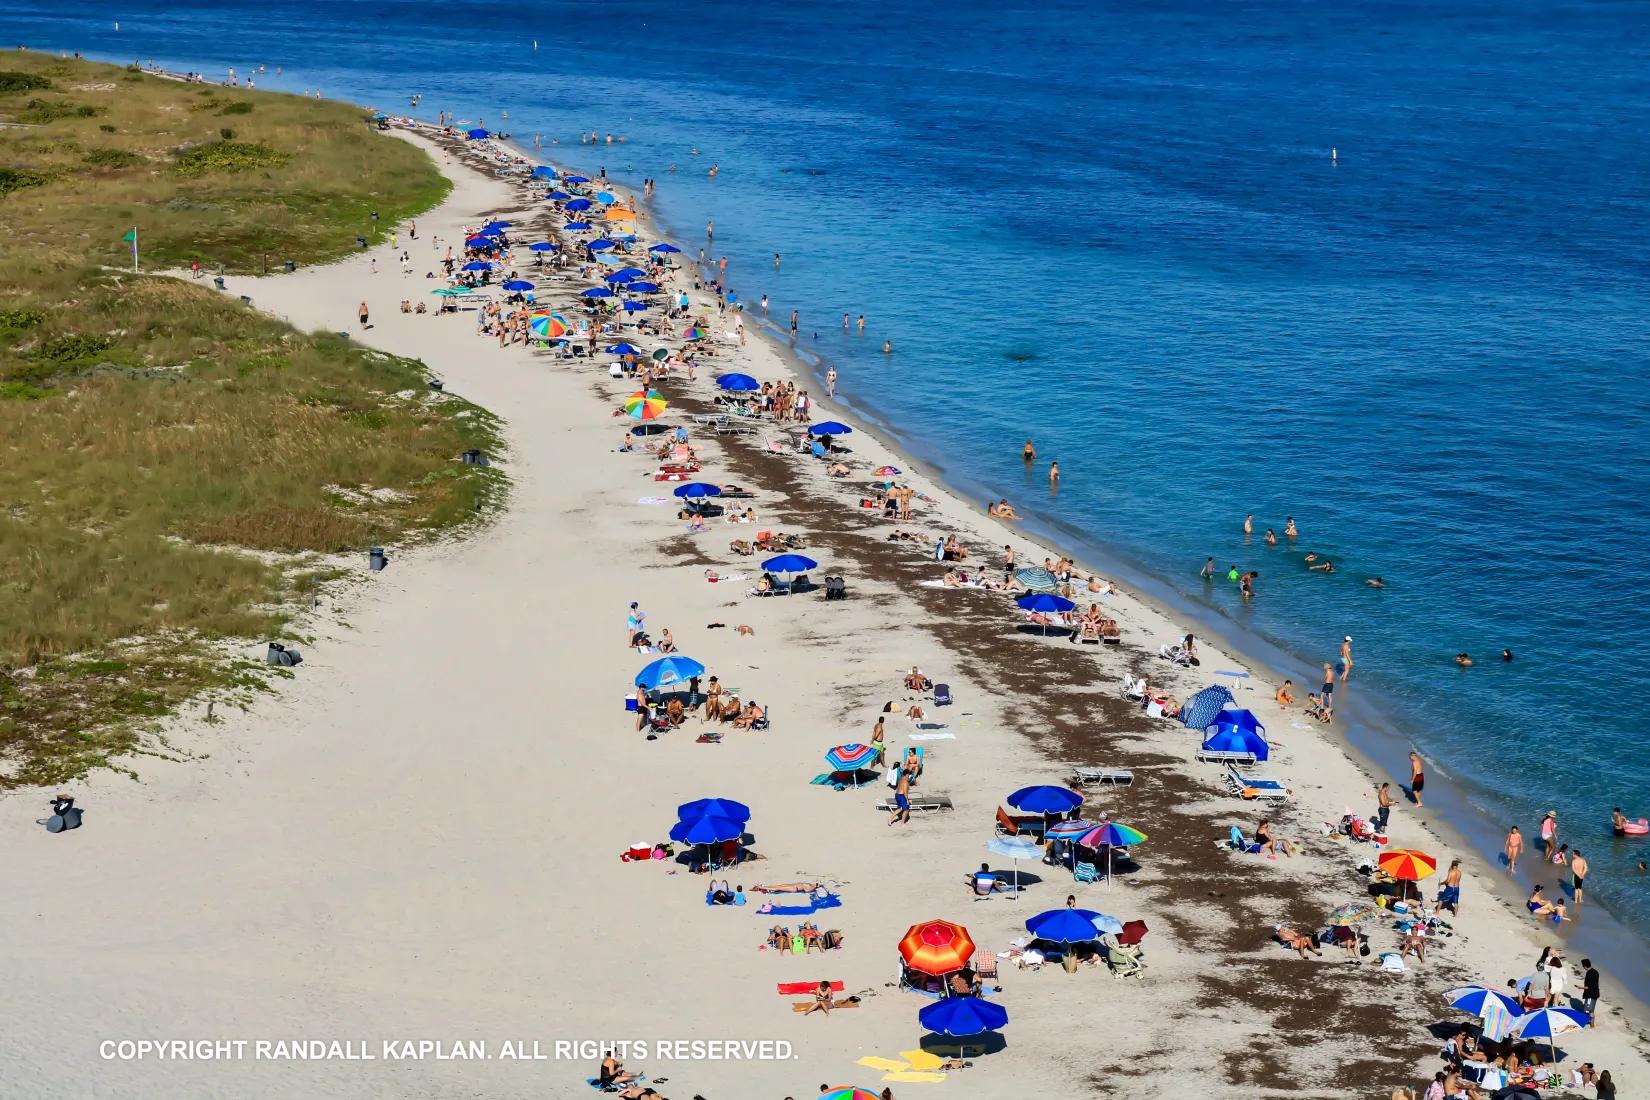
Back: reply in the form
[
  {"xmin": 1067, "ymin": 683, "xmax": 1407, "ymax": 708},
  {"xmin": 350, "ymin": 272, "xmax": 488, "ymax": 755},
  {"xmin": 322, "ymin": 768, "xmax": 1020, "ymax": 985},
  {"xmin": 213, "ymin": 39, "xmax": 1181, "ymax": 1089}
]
[
  {"xmin": 1077, "ymin": 822, "xmax": 1146, "ymax": 848},
  {"xmin": 624, "ymin": 391, "xmax": 668, "ymax": 420},
  {"xmin": 1377, "ymin": 849, "xmax": 1438, "ymax": 882},
  {"xmin": 528, "ymin": 310, "xmax": 571, "ymax": 339},
  {"xmin": 820, "ymin": 1089, "xmax": 879, "ymax": 1100},
  {"xmin": 825, "ymin": 743, "xmax": 877, "ymax": 773},
  {"xmin": 1045, "ymin": 819, "xmax": 1098, "ymax": 840},
  {"xmin": 683, "ymin": 323, "xmax": 711, "ymax": 339}
]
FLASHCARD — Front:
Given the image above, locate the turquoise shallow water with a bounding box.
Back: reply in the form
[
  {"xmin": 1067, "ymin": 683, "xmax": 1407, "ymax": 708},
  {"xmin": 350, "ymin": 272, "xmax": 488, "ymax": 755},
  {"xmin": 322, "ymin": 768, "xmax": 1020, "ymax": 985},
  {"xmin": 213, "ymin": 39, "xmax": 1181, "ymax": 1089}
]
[{"xmin": 8, "ymin": 0, "xmax": 1650, "ymax": 936}]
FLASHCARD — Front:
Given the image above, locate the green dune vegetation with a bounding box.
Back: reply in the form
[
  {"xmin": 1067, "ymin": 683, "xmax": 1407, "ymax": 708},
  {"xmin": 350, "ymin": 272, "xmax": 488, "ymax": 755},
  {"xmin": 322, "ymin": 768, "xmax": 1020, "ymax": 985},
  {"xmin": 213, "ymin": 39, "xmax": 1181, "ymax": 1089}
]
[{"xmin": 0, "ymin": 52, "xmax": 503, "ymax": 788}]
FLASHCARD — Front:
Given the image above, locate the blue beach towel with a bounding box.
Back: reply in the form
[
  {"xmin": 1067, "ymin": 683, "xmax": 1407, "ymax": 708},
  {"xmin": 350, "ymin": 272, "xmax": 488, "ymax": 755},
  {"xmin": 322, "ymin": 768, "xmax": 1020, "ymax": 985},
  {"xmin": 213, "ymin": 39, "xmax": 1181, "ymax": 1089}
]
[{"xmin": 760, "ymin": 894, "xmax": 842, "ymax": 916}]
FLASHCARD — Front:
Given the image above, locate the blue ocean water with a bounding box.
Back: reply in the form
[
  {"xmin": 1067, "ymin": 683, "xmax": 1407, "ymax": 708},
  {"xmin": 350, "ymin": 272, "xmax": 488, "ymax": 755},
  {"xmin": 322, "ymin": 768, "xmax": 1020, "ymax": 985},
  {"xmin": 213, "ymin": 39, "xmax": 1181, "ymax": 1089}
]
[{"xmin": 9, "ymin": 1, "xmax": 1650, "ymax": 931}]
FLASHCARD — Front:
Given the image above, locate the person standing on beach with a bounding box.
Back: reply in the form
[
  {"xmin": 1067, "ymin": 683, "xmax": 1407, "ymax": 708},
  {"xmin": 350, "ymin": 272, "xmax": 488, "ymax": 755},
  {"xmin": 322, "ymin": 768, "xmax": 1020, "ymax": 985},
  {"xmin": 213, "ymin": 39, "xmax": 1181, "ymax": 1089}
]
[
  {"xmin": 1408, "ymin": 751, "xmax": 1425, "ymax": 806},
  {"xmin": 1438, "ymin": 859, "xmax": 1462, "ymax": 914},
  {"xmin": 358, "ymin": 301, "xmax": 369, "ymax": 329},
  {"xmin": 1374, "ymin": 782, "xmax": 1394, "ymax": 832},
  {"xmin": 1340, "ymin": 636, "xmax": 1354, "ymax": 680},
  {"xmin": 718, "ymin": 256, "xmax": 727, "ymax": 281},
  {"xmin": 1570, "ymin": 849, "xmax": 1588, "ymax": 905},
  {"xmin": 826, "ymin": 367, "xmax": 837, "ymax": 397},
  {"xmin": 1504, "ymin": 825, "xmax": 1523, "ymax": 874},
  {"xmin": 789, "ymin": 310, "xmax": 799, "ymax": 338},
  {"xmin": 760, "ymin": 294, "xmax": 769, "ymax": 314},
  {"xmin": 1581, "ymin": 959, "xmax": 1601, "ymax": 1019},
  {"xmin": 1321, "ymin": 662, "xmax": 1335, "ymax": 713},
  {"xmin": 1540, "ymin": 811, "xmax": 1558, "ymax": 862}
]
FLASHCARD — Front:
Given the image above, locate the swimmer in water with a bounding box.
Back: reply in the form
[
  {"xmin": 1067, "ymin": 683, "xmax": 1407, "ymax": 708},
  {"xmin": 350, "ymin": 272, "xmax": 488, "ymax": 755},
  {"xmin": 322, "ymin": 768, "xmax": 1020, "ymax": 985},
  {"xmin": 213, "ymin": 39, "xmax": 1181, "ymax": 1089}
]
[
  {"xmin": 1265, "ymin": 528, "xmax": 1277, "ymax": 546},
  {"xmin": 1049, "ymin": 461, "xmax": 1059, "ymax": 486},
  {"xmin": 882, "ymin": 340, "xmax": 892, "ymax": 354},
  {"xmin": 1284, "ymin": 517, "xmax": 1298, "ymax": 538},
  {"xmin": 1022, "ymin": 440, "xmax": 1036, "ymax": 462},
  {"xmin": 1244, "ymin": 514, "xmax": 1253, "ymax": 535},
  {"xmin": 1502, "ymin": 648, "xmax": 1513, "ymax": 662},
  {"xmin": 1304, "ymin": 551, "xmax": 1318, "ymax": 563},
  {"xmin": 1366, "ymin": 576, "xmax": 1385, "ymax": 588},
  {"xmin": 1309, "ymin": 559, "xmax": 1334, "ymax": 573},
  {"xmin": 1455, "ymin": 652, "xmax": 1473, "ymax": 667}
]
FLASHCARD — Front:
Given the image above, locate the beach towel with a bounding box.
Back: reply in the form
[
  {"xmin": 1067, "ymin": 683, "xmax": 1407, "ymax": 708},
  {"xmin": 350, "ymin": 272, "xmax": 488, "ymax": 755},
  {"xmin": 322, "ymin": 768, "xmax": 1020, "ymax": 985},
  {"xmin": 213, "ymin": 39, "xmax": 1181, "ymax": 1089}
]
[
  {"xmin": 910, "ymin": 733, "xmax": 955, "ymax": 741},
  {"xmin": 856, "ymin": 1056, "xmax": 909, "ymax": 1072},
  {"xmin": 778, "ymin": 981, "xmax": 843, "ymax": 995},
  {"xmin": 790, "ymin": 997, "xmax": 861, "ymax": 1012},
  {"xmin": 899, "ymin": 1049, "xmax": 946, "ymax": 1071},
  {"xmin": 637, "ymin": 496, "xmax": 672, "ymax": 504},
  {"xmin": 883, "ymin": 1072, "xmax": 946, "ymax": 1083},
  {"xmin": 761, "ymin": 895, "xmax": 842, "ymax": 916}
]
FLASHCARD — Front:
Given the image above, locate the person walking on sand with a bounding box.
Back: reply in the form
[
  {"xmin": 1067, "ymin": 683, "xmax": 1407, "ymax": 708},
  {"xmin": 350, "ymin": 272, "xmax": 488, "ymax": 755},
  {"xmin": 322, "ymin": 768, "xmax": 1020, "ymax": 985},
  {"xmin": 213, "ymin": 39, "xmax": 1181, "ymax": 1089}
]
[
  {"xmin": 1505, "ymin": 825, "xmax": 1523, "ymax": 874},
  {"xmin": 358, "ymin": 301, "xmax": 369, "ymax": 328},
  {"xmin": 1408, "ymin": 751, "xmax": 1425, "ymax": 806},
  {"xmin": 1321, "ymin": 662, "xmax": 1336, "ymax": 712},
  {"xmin": 1570, "ymin": 849, "xmax": 1589, "ymax": 905},
  {"xmin": 1339, "ymin": 636, "xmax": 1354, "ymax": 680},
  {"xmin": 1581, "ymin": 958, "xmax": 1601, "ymax": 1019},
  {"xmin": 887, "ymin": 767, "xmax": 910, "ymax": 826},
  {"xmin": 826, "ymin": 367, "xmax": 837, "ymax": 397},
  {"xmin": 1540, "ymin": 810, "xmax": 1558, "ymax": 862}
]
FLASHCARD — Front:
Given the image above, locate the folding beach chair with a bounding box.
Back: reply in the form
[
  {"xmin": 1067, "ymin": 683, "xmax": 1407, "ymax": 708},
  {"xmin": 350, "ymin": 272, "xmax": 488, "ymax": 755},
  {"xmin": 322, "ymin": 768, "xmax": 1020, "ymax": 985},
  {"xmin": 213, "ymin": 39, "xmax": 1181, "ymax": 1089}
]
[
  {"xmin": 1073, "ymin": 862, "xmax": 1100, "ymax": 885},
  {"xmin": 1072, "ymin": 767, "xmax": 1134, "ymax": 788}
]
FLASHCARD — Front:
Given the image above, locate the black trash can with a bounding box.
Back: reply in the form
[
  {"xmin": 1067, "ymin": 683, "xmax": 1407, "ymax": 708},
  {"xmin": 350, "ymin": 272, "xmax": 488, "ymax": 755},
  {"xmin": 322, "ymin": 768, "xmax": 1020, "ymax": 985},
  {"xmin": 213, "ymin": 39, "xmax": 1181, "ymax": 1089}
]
[
  {"xmin": 213, "ymin": 276, "xmax": 226, "ymax": 290},
  {"xmin": 284, "ymin": 260, "xmax": 296, "ymax": 273}
]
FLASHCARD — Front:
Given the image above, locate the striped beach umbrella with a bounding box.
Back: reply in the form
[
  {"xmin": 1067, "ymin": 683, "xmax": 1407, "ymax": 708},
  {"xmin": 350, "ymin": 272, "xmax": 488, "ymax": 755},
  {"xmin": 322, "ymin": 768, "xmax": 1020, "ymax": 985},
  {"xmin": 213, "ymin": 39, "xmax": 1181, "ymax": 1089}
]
[
  {"xmin": 528, "ymin": 310, "xmax": 571, "ymax": 339},
  {"xmin": 1377, "ymin": 849, "xmax": 1438, "ymax": 881},
  {"xmin": 683, "ymin": 323, "xmax": 711, "ymax": 339},
  {"xmin": 824, "ymin": 744, "xmax": 877, "ymax": 772},
  {"xmin": 819, "ymin": 1089, "xmax": 879, "ymax": 1100},
  {"xmin": 1077, "ymin": 822, "xmax": 1146, "ymax": 848},
  {"xmin": 899, "ymin": 919, "xmax": 975, "ymax": 976},
  {"xmin": 1445, "ymin": 984, "xmax": 1523, "ymax": 1041},
  {"xmin": 1511, "ymin": 1007, "xmax": 1590, "ymax": 1062},
  {"xmin": 624, "ymin": 391, "xmax": 667, "ymax": 420},
  {"xmin": 1045, "ymin": 819, "xmax": 1097, "ymax": 840}
]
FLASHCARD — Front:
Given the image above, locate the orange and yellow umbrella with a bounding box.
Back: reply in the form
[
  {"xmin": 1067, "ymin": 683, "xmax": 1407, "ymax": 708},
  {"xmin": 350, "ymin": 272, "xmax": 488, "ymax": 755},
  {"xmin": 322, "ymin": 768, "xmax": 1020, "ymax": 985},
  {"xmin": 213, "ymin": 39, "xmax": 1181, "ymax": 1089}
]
[
  {"xmin": 1377, "ymin": 848, "xmax": 1438, "ymax": 881},
  {"xmin": 899, "ymin": 919, "xmax": 975, "ymax": 976},
  {"xmin": 624, "ymin": 390, "xmax": 668, "ymax": 420},
  {"xmin": 605, "ymin": 207, "xmax": 637, "ymax": 222}
]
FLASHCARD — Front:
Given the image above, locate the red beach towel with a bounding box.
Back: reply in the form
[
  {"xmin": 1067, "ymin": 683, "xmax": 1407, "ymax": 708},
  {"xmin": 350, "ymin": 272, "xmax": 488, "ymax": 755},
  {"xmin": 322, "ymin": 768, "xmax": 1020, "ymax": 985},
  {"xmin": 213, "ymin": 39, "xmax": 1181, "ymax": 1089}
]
[{"xmin": 776, "ymin": 981, "xmax": 844, "ymax": 995}]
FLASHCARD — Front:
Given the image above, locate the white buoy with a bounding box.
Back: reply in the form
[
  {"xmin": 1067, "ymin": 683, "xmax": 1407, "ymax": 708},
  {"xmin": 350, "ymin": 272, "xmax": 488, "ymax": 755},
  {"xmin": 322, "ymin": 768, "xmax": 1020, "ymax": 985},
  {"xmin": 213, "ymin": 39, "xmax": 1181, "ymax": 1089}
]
[
  {"xmin": 1332, "ymin": 147, "xmax": 1338, "ymax": 163},
  {"xmin": 114, "ymin": 20, "xmax": 119, "ymax": 29}
]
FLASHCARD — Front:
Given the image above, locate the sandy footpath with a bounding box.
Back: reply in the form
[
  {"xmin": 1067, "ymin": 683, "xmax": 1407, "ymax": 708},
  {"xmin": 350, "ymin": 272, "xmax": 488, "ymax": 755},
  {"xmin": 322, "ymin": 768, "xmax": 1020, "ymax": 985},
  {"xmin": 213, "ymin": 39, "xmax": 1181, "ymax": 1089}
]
[{"xmin": 2, "ymin": 128, "xmax": 1647, "ymax": 1100}]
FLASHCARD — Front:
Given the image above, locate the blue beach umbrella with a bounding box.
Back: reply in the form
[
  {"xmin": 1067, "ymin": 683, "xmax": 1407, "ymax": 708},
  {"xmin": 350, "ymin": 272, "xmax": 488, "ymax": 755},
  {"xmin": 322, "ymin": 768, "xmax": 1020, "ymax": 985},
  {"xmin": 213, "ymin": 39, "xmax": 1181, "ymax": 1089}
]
[
  {"xmin": 808, "ymin": 421, "xmax": 853, "ymax": 436},
  {"xmin": 580, "ymin": 287, "xmax": 614, "ymax": 299},
  {"xmin": 564, "ymin": 221, "xmax": 592, "ymax": 231},
  {"xmin": 466, "ymin": 127, "xmax": 489, "ymax": 139},
  {"xmin": 502, "ymin": 279, "xmax": 534, "ymax": 291},
  {"xmin": 717, "ymin": 373, "xmax": 760, "ymax": 391},
  {"xmin": 1201, "ymin": 724, "xmax": 1269, "ymax": 762},
  {"xmin": 548, "ymin": 190, "xmax": 572, "ymax": 201},
  {"xmin": 1049, "ymin": 907, "xmax": 1124, "ymax": 935},
  {"xmin": 1006, "ymin": 785, "xmax": 1084, "ymax": 815},
  {"xmin": 677, "ymin": 797, "xmax": 751, "ymax": 823},
  {"xmin": 635, "ymin": 655, "xmax": 706, "ymax": 689},
  {"xmin": 623, "ymin": 301, "xmax": 649, "ymax": 312},
  {"xmin": 607, "ymin": 342, "xmax": 643, "ymax": 356},
  {"xmin": 648, "ymin": 242, "xmax": 682, "ymax": 253},
  {"xmin": 461, "ymin": 261, "xmax": 494, "ymax": 272},
  {"xmin": 668, "ymin": 814, "xmax": 743, "ymax": 845},
  {"xmin": 1025, "ymin": 909, "xmax": 1105, "ymax": 944},
  {"xmin": 1207, "ymin": 708, "xmax": 1265, "ymax": 737},
  {"xmin": 762, "ymin": 554, "xmax": 817, "ymax": 574},
  {"xmin": 609, "ymin": 267, "xmax": 646, "ymax": 280},
  {"xmin": 1511, "ymin": 1007, "xmax": 1590, "ymax": 1060},
  {"xmin": 482, "ymin": 220, "xmax": 512, "ymax": 231},
  {"xmin": 588, "ymin": 240, "xmax": 618, "ymax": 252},
  {"xmin": 1015, "ymin": 593, "xmax": 1075, "ymax": 614},
  {"xmin": 918, "ymin": 996, "xmax": 1007, "ymax": 1037},
  {"xmin": 527, "ymin": 241, "xmax": 556, "ymax": 252},
  {"xmin": 605, "ymin": 271, "xmax": 636, "ymax": 284},
  {"xmin": 596, "ymin": 190, "xmax": 616, "ymax": 204},
  {"xmin": 673, "ymin": 483, "xmax": 722, "ymax": 499},
  {"xmin": 624, "ymin": 281, "xmax": 659, "ymax": 294},
  {"xmin": 565, "ymin": 174, "xmax": 590, "ymax": 184},
  {"xmin": 565, "ymin": 197, "xmax": 593, "ymax": 212},
  {"xmin": 532, "ymin": 166, "xmax": 555, "ymax": 178},
  {"xmin": 1445, "ymin": 985, "xmax": 1523, "ymax": 1041}
]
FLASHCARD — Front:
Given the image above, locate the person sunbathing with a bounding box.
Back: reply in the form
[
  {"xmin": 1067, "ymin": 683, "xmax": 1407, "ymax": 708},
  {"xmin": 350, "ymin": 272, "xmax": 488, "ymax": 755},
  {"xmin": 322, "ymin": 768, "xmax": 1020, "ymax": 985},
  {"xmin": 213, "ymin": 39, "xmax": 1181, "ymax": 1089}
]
[
  {"xmin": 1274, "ymin": 925, "xmax": 1323, "ymax": 958},
  {"xmin": 826, "ymin": 462, "xmax": 849, "ymax": 477},
  {"xmin": 949, "ymin": 970, "xmax": 982, "ymax": 997},
  {"xmin": 903, "ymin": 668, "xmax": 932, "ymax": 692},
  {"xmin": 1100, "ymin": 619, "xmax": 1121, "ymax": 641},
  {"xmin": 754, "ymin": 882, "xmax": 824, "ymax": 894},
  {"xmin": 799, "ymin": 923, "xmax": 822, "ymax": 951},
  {"xmin": 767, "ymin": 925, "xmax": 791, "ymax": 950},
  {"xmin": 733, "ymin": 702, "xmax": 764, "ymax": 729},
  {"xmin": 615, "ymin": 1085, "xmax": 662, "ymax": 1099},
  {"xmin": 599, "ymin": 1055, "xmax": 638, "ymax": 1088},
  {"xmin": 657, "ymin": 629, "xmax": 677, "ymax": 654},
  {"xmin": 942, "ymin": 570, "xmax": 963, "ymax": 587},
  {"xmin": 803, "ymin": 980, "xmax": 836, "ymax": 1015}
]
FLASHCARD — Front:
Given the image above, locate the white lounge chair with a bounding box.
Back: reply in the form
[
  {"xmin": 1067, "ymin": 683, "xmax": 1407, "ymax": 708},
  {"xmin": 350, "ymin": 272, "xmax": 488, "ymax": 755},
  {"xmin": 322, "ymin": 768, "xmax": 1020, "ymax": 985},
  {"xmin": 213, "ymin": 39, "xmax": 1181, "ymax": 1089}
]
[
  {"xmin": 1073, "ymin": 767, "xmax": 1134, "ymax": 788},
  {"xmin": 1122, "ymin": 675, "xmax": 1145, "ymax": 702}
]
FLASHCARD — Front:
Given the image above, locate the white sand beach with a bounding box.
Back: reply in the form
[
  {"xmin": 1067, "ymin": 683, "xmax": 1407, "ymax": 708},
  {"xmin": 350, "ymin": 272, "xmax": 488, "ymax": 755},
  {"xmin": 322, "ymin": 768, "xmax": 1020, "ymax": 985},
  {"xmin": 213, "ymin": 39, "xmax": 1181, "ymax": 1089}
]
[{"xmin": 4, "ymin": 128, "xmax": 1648, "ymax": 1100}]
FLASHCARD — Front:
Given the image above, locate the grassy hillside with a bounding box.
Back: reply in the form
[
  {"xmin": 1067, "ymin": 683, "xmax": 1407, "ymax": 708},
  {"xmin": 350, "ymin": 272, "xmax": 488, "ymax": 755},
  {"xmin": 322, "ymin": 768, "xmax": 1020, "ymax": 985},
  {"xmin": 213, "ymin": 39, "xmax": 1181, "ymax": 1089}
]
[{"xmin": 0, "ymin": 53, "xmax": 503, "ymax": 788}]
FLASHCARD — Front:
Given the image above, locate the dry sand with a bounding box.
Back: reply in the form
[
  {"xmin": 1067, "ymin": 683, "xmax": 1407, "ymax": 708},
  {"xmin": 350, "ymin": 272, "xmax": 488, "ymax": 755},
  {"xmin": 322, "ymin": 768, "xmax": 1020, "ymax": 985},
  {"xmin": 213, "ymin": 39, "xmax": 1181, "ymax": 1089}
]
[{"xmin": 4, "ymin": 127, "xmax": 1648, "ymax": 1100}]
